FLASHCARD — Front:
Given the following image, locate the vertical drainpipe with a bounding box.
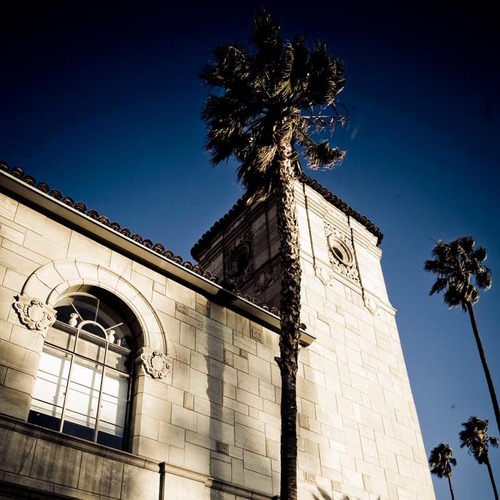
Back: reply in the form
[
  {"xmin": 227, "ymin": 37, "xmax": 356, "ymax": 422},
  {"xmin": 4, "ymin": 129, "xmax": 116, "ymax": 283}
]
[{"xmin": 159, "ymin": 462, "xmax": 166, "ymax": 500}]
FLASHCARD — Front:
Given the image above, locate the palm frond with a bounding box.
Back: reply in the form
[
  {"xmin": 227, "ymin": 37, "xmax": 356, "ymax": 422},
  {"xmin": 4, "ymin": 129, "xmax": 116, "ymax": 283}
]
[
  {"xmin": 200, "ymin": 45, "xmax": 250, "ymax": 89},
  {"xmin": 305, "ymin": 140, "xmax": 345, "ymax": 170},
  {"xmin": 459, "ymin": 416, "xmax": 497, "ymax": 465},
  {"xmin": 200, "ymin": 10, "xmax": 346, "ymax": 199},
  {"xmin": 476, "ymin": 268, "xmax": 492, "ymax": 290},
  {"xmin": 289, "ymin": 36, "xmax": 309, "ymax": 96},
  {"xmin": 305, "ymin": 42, "xmax": 345, "ymax": 107},
  {"xmin": 251, "ymin": 10, "xmax": 281, "ymax": 51},
  {"xmin": 429, "ymin": 443, "xmax": 457, "ymax": 479},
  {"xmin": 425, "ymin": 236, "xmax": 493, "ymax": 309},
  {"xmin": 471, "ymin": 246, "xmax": 488, "ymax": 262},
  {"xmin": 429, "ymin": 277, "xmax": 448, "ymax": 296}
]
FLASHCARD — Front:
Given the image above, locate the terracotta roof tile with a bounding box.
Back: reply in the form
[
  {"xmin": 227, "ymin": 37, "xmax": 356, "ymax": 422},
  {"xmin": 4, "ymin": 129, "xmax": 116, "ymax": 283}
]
[
  {"xmin": 0, "ymin": 161, "xmax": 218, "ymax": 283},
  {"xmin": 191, "ymin": 173, "xmax": 383, "ymax": 260},
  {"xmin": 1, "ymin": 162, "xmax": 380, "ymax": 321}
]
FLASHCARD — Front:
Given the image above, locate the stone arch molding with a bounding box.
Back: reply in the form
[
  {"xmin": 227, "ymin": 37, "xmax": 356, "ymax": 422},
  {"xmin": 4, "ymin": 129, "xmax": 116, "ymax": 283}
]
[{"xmin": 18, "ymin": 259, "xmax": 167, "ymax": 356}]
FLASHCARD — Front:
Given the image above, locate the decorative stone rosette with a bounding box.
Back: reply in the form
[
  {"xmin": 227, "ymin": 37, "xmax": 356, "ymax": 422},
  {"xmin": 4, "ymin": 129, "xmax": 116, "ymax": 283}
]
[
  {"xmin": 323, "ymin": 222, "xmax": 360, "ymax": 284},
  {"xmin": 140, "ymin": 349, "xmax": 171, "ymax": 379},
  {"xmin": 13, "ymin": 294, "xmax": 57, "ymax": 332},
  {"xmin": 225, "ymin": 233, "xmax": 253, "ymax": 287}
]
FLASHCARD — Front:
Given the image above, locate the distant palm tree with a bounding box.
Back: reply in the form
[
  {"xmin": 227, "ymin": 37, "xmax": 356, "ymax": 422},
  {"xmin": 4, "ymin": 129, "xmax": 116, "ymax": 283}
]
[
  {"xmin": 428, "ymin": 443, "xmax": 457, "ymax": 500},
  {"xmin": 200, "ymin": 10, "xmax": 346, "ymax": 499},
  {"xmin": 459, "ymin": 416, "xmax": 499, "ymax": 499},
  {"xmin": 424, "ymin": 236, "xmax": 499, "ymax": 434}
]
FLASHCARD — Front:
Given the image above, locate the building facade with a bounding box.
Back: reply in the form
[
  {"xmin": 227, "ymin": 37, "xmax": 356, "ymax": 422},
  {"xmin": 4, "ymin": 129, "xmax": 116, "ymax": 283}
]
[{"xmin": 0, "ymin": 163, "xmax": 435, "ymax": 499}]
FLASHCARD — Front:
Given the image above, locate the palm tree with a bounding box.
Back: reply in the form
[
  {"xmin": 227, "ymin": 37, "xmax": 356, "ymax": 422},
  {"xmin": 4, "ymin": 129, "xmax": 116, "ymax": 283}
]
[
  {"xmin": 424, "ymin": 236, "xmax": 499, "ymax": 434},
  {"xmin": 459, "ymin": 416, "xmax": 499, "ymax": 499},
  {"xmin": 200, "ymin": 11, "xmax": 346, "ymax": 499},
  {"xmin": 428, "ymin": 443, "xmax": 457, "ymax": 500}
]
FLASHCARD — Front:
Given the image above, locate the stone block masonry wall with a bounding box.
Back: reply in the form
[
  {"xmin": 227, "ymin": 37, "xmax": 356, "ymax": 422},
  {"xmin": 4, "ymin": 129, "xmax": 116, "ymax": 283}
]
[
  {"xmin": 293, "ymin": 183, "xmax": 434, "ymax": 499},
  {"xmin": 0, "ymin": 190, "xmax": 283, "ymax": 499},
  {"xmin": 0, "ymin": 417, "xmax": 160, "ymax": 499},
  {"xmin": 0, "ymin": 175, "xmax": 435, "ymax": 499},
  {"xmin": 193, "ymin": 179, "xmax": 435, "ymax": 499}
]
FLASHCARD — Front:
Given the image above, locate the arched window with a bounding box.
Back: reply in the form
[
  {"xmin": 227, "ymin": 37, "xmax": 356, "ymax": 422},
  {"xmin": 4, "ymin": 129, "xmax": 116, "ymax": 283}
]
[{"xmin": 28, "ymin": 290, "xmax": 136, "ymax": 451}]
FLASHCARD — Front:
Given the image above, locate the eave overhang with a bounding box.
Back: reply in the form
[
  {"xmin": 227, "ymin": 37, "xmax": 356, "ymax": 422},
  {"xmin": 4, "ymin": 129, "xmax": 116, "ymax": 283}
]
[{"xmin": 0, "ymin": 169, "xmax": 314, "ymax": 346}]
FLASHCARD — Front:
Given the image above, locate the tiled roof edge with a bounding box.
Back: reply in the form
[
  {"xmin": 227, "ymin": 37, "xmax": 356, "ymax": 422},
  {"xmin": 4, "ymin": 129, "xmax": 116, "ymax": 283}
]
[
  {"xmin": 0, "ymin": 161, "xmax": 285, "ymax": 320},
  {"xmin": 300, "ymin": 174, "xmax": 384, "ymax": 244},
  {"xmin": 191, "ymin": 173, "xmax": 383, "ymax": 260},
  {"xmin": 0, "ymin": 161, "xmax": 219, "ymax": 281},
  {"xmin": 191, "ymin": 196, "xmax": 248, "ymax": 260}
]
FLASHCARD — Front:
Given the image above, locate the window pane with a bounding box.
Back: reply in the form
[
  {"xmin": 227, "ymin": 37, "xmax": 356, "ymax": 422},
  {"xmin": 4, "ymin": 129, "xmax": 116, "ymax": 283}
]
[
  {"xmin": 99, "ymin": 390, "xmax": 127, "ymax": 425},
  {"xmin": 71, "ymin": 360, "xmax": 102, "ymax": 389},
  {"xmin": 66, "ymin": 361, "xmax": 101, "ymax": 419},
  {"xmin": 46, "ymin": 326, "xmax": 76, "ymax": 351},
  {"xmin": 55, "ymin": 293, "xmax": 134, "ymax": 350},
  {"xmin": 80, "ymin": 322, "xmax": 106, "ymax": 339},
  {"xmin": 28, "ymin": 409, "xmax": 61, "ymax": 431},
  {"xmin": 63, "ymin": 418, "xmax": 95, "ymax": 441},
  {"xmin": 117, "ymin": 335, "xmax": 132, "ymax": 349},
  {"xmin": 99, "ymin": 396, "xmax": 120, "ymax": 426},
  {"xmin": 93, "ymin": 299, "xmax": 129, "ymax": 333},
  {"xmin": 97, "ymin": 431, "xmax": 124, "ymax": 449},
  {"xmin": 71, "ymin": 296, "xmax": 98, "ymax": 322},
  {"xmin": 53, "ymin": 300, "xmax": 76, "ymax": 325},
  {"xmin": 66, "ymin": 385, "xmax": 100, "ymax": 419},
  {"xmin": 75, "ymin": 336, "xmax": 106, "ymax": 363},
  {"xmin": 106, "ymin": 348, "xmax": 129, "ymax": 372},
  {"xmin": 64, "ymin": 408, "xmax": 97, "ymax": 430},
  {"xmin": 102, "ymin": 371, "xmax": 123, "ymax": 396},
  {"xmin": 30, "ymin": 399, "xmax": 63, "ymax": 419},
  {"xmin": 100, "ymin": 371, "xmax": 129, "ymax": 426},
  {"xmin": 32, "ymin": 350, "xmax": 70, "ymax": 408}
]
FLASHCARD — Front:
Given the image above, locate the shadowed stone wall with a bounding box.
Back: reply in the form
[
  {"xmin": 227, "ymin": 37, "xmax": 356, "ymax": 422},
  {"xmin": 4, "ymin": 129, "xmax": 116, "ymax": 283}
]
[
  {"xmin": 0, "ymin": 172, "xmax": 435, "ymax": 499},
  {"xmin": 0, "ymin": 186, "xmax": 281, "ymax": 499},
  {"xmin": 194, "ymin": 180, "xmax": 435, "ymax": 499}
]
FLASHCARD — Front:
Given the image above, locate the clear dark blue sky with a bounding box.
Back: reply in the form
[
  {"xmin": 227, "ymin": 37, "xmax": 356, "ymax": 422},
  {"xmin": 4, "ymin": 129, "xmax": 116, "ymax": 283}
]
[{"xmin": 2, "ymin": 2, "xmax": 499, "ymax": 497}]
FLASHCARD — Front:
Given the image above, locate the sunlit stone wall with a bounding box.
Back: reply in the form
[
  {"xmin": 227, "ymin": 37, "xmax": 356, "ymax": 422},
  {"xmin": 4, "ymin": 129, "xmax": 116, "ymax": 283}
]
[
  {"xmin": 0, "ymin": 173, "xmax": 435, "ymax": 499},
  {"xmin": 195, "ymin": 179, "xmax": 436, "ymax": 499},
  {"xmin": 0, "ymin": 188, "xmax": 282, "ymax": 499}
]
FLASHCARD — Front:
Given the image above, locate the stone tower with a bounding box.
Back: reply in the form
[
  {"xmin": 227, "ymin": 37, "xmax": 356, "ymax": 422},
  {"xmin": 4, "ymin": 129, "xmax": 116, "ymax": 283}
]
[{"xmin": 192, "ymin": 174, "xmax": 435, "ymax": 499}]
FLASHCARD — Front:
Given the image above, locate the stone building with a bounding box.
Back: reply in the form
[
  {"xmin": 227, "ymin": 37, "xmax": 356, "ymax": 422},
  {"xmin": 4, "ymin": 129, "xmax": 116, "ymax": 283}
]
[{"xmin": 0, "ymin": 163, "xmax": 435, "ymax": 499}]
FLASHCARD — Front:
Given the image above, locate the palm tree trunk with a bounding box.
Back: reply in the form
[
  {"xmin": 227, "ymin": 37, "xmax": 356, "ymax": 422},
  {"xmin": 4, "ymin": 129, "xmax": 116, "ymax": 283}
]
[
  {"xmin": 275, "ymin": 130, "xmax": 302, "ymax": 500},
  {"xmin": 485, "ymin": 458, "xmax": 499, "ymax": 500},
  {"xmin": 466, "ymin": 302, "xmax": 500, "ymax": 435},
  {"xmin": 447, "ymin": 476, "xmax": 455, "ymax": 500}
]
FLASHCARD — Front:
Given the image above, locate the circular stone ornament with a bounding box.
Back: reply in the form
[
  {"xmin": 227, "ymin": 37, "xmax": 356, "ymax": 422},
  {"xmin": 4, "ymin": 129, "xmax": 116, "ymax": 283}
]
[
  {"xmin": 328, "ymin": 235, "xmax": 354, "ymax": 267},
  {"xmin": 227, "ymin": 242, "xmax": 251, "ymax": 277}
]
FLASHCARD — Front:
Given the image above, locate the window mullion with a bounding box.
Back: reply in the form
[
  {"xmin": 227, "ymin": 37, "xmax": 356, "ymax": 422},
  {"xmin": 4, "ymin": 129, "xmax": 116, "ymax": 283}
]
[
  {"xmin": 60, "ymin": 349, "xmax": 76, "ymax": 433},
  {"xmin": 70, "ymin": 299, "xmax": 83, "ymax": 322},
  {"xmin": 94, "ymin": 298, "xmax": 100, "ymax": 323},
  {"xmin": 93, "ymin": 342, "xmax": 108, "ymax": 442},
  {"xmin": 123, "ymin": 365, "xmax": 134, "ymax": 449}
]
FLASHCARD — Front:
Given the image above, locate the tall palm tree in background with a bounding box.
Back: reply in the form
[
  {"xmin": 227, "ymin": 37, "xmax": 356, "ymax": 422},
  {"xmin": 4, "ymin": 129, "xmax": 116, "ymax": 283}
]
[
  {"xmin": 200, "ymin": 10, "xmax": 346, "ymax": 499},
  {"xmin": 424, "ymin": 236, "xmax": 500, "ymax": 434},
  {"xmin": 428, "ymin": 443, "xmax": 457, "ymax": 500},
  {"xmin": 459, "ymin": 416, "xmax": 499, "ymax": 499}
]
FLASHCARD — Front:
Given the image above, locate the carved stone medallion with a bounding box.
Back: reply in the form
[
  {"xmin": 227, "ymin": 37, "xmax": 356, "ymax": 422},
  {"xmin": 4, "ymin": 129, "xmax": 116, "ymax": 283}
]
[
  {"xmin": 140, "ymin": 349, "xmax": 171, "ymax": 379},
  {"xmin": 225, "ymin": 233, "xmax": 254, "ymax": 290},
  {"xmin": 13, "ymin": 294, "xmax": 57, "ymax": 332},
  {"xmin": 324, "ymin": 222, "xmax": 360, "ymax": 285}
]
